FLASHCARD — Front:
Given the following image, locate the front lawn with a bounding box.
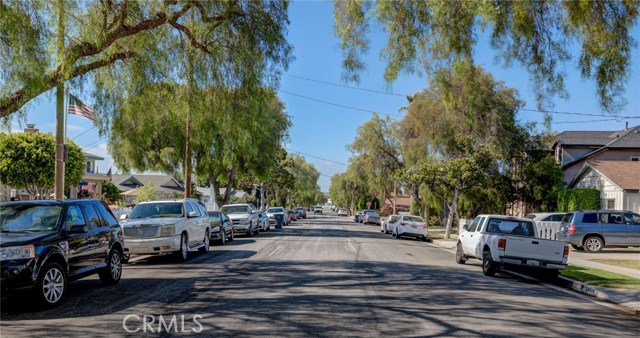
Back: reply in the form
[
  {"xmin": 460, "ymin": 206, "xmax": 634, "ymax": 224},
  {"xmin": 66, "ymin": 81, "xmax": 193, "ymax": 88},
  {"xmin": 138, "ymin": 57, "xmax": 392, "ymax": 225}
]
[
  {"xmin": 560, "ymin": 265, "xmax": 640, "ymax": 290},
  {"xmin": 591, "ymin": 259, "xmax": 640, "ymax": 270}
]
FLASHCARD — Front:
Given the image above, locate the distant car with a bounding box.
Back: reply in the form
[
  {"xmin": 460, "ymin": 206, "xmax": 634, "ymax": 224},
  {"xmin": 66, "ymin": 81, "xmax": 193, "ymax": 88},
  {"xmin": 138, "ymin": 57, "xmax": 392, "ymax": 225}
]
[
  {"xmin": 363, "ymin": 212, "xmax": 380, "ymax": 225},
  {"xmin": 287, "ymin": 210, "xmax": 298, "ymax": 221},
  {"xmin": 354, "ymin": 211, "xmax": 363, "ymax": 222},
  {"xmin": 257, "ymin": 211, "xmax": 270, "ymax": 231},
  {"xmin": 220, "ymin": 203, "xmax": 259, "ymax": 237},
  {"xmin": 381, "ymin": 215, "xmax": 400, "ymax": 234},
  {"xmin": 314, "ymin": 206, "xmax": 323, "ymax": 215},
  {"xmin": 558, "ymin": 210, "xmax": 640, "ymax": 252},
  {"xmin": 525, "ymin": 213, "xmax": 566, "ymax": 222},
  {"xmin": 337, "ymin": 209, "xmax": 349, "ymax": 217},
  {"xmin": 294, "ymin": 207, "xmax": 307, "ymax": 219},
  {"xmin": 0, "ymin": 200, "xmax": 124, "ymax": 307},
  {"xmin": 207, "ymin": 211, "xmax": 234, "ymax": 245},
  {"xmin": 266, "ymin": 207, "xmax": 287, "ymax": 227},
  {"xmin": 393, "ymin": 214, "xmax": 427, "ymax": 241},
  {"xmin": 359, "ymin": 209, "xmax": 375, "ymax": 223}
]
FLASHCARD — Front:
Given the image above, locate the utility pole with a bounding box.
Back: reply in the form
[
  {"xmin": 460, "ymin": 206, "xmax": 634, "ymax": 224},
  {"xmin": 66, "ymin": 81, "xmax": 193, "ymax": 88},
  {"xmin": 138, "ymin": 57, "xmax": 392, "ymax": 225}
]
[
  {"xmin": 393, "ymin": 180, "xmax": 397, "ymax": 215},
  {"xmin": 183, "ymin": 11, "xmax": 195, "ymax": 198},
  {"xmin": 54, "ymin": 0, "xmax": 66, "ymax": 201}
]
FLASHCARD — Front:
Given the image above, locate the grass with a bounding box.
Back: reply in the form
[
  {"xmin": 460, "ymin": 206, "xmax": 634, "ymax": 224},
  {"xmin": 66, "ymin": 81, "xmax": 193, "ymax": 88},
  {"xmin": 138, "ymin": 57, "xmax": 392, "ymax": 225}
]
[
  {"xmin": 560, "ymin": 265, "xmax": 640, "ymax": 290},
  {"xmin": 592, "ymin": 259, "xmax": 640, "ymax": 270},
  {"xmin": 428, "ymin": 232, "xmax": 457, "ymax": 241}
]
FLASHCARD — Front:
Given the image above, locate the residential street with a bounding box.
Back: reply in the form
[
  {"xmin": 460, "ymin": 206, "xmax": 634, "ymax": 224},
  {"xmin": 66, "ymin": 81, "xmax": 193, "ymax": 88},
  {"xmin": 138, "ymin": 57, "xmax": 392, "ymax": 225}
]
[{"xmin": 1, "ymin": 213, "xmax": 639, "ymax": 337}]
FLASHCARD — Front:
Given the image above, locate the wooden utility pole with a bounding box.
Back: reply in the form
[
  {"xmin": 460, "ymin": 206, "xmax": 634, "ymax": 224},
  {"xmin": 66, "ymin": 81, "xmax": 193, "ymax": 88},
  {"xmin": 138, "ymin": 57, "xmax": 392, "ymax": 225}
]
[
  {"xmin": 54, "ymin": 0, "xmax": 65, "ymax": 201},
  {"xmin": 393, "ymin": 180, "xmax": 397, "ymax": 215},
  {"xmin": 183, "ymin": 12, "xmax": 195, "ymax": 198}
]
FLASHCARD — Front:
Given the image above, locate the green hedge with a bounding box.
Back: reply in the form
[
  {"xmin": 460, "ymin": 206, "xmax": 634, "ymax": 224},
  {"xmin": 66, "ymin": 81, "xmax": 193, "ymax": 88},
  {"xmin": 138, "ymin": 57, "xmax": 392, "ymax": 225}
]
[{"xmin": 557, "ymin": 189, "xmax": 600, "ymax": 212}]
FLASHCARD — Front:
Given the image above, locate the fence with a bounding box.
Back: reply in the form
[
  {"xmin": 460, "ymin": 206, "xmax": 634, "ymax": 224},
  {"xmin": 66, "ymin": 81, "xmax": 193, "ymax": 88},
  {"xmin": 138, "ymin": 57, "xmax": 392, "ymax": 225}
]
[{"xmin": 536, "ymin": 221, "xmax": 562, "ymax": 240}]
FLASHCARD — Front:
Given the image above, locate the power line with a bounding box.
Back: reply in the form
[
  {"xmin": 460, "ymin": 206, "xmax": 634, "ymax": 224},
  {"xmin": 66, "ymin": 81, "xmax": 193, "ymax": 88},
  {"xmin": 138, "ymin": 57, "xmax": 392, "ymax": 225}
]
[
  {"xmin": 277, "ymin": 89, "xmax": 405, "ymax": 118},
  {"xmin": 287, "ymin": 148, "xmax": 348, "ymax": 166},
  {"xmin": 284, "ymin": 74, "xmax": 407, "ymax": 97},
  {"xmin": 72, "ymin": 125, "xmax": 96, "ymax": 140}
]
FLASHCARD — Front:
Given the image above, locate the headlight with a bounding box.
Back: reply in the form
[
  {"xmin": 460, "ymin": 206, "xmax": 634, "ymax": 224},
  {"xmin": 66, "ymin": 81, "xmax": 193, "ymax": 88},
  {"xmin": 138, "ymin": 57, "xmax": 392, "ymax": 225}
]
[
  {"xmin": 160, "ymin": 224, "xmax": 176, "ymax": 236},
  {"xmin": 0, "ymin": 245, "xmax": 35, "ymax": 261}
]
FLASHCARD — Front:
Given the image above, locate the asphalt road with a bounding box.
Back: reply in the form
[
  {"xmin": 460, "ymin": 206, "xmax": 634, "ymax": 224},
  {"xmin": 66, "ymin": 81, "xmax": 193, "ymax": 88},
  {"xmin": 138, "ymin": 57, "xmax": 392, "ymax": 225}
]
[{"xmin": 2, "ymin": 212, "xmax": 639, "ymax": 337}]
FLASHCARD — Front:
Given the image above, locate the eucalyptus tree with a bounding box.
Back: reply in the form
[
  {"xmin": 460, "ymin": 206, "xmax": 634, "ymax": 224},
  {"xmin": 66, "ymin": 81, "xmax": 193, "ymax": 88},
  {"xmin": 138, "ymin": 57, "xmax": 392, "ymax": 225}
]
[
  {"xmin": 289, "ymin": 155, "xmax": 322, "ymax": 207},
  {"xmin": 334, "ymin": 0, "xmax": 638, "ymax": 112}
]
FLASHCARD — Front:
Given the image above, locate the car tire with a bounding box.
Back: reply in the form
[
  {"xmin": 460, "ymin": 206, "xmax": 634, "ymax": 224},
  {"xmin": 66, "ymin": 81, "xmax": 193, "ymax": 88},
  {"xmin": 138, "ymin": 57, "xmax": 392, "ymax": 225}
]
[
  {"xmin": 36, "ymin": 262, "xmax": 67, "ymax": 307},
  {"xmin": 219, "ymin": 230, "xmax": 226, "ymax": 245},
  {"xmin": 199, "ymin": 230, "xmax": 210, "ymax": 253},
  {"xmin": 571, "ymin": 244, "xmax": 584, "ymax": 251},
  {"xmin": 455, "ymin": 243, "xmax": 466, "ymax": 264},
  {"xmin": 229, "ymin": 229, "xmax": 235, "ymax": 241},
  {"xmin": 482, "ymin": 250, "xmax": 497, "ymax": 276},
  {"xmin": 175, "ymin": 233, "xmax": 189, "ymax": 261},
  {"xmin": 584, "ymin": 236, "xmax": 604, "ymax": 253},
  {"xmin": 247, "ymin": 223, "xmax": 254, "ymax": 237},
  {"xmin": 121, "ymin": 253, "xmax": 130, "ymax": 264},
  {"xmin": 99, "ymin": 248, "xmax": 123, "ymax": 285}
]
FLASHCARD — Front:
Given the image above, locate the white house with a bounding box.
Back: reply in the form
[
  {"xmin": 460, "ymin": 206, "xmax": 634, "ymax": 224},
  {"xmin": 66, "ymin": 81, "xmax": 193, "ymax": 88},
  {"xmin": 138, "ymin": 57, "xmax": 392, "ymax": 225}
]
[{"xmin": 568, "ymin": 160, "xmax": 640, "ymax": 213}]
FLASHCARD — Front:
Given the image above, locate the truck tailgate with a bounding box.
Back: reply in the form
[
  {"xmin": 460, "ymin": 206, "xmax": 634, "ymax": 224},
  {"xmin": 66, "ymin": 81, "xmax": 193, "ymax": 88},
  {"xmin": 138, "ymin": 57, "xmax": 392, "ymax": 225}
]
[{"xmin": 503, "ymin": 236, "xmax": 566, "ymax": 263}]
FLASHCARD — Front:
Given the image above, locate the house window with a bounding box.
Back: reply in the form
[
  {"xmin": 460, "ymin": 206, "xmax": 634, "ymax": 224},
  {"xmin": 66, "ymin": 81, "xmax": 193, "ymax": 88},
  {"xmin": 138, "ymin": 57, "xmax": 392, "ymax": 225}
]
[
  {"xmin": 86, "ymin": 161, "xmax": 91, "ymax": 173},
  {"xmin": 606, "ymin": 199, "xmax": 615, "ymax": 209},
  {"xmin": 631, "ymin": 156, "xmax": 640, "ymax": 162}
]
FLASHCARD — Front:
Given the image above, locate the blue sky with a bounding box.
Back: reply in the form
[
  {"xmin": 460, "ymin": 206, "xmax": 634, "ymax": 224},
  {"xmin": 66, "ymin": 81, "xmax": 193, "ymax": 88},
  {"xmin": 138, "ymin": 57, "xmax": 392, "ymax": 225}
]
[{"xmin": 5, "ymin": 1, "xmax": 640, "ymax": 192}]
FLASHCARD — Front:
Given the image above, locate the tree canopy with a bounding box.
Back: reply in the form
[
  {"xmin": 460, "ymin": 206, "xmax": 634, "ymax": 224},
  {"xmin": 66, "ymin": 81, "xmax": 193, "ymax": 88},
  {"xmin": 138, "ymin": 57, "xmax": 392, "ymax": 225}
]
[{"xmin": 334, "ymin": 0, "xmax": 639, "ymax": 112}]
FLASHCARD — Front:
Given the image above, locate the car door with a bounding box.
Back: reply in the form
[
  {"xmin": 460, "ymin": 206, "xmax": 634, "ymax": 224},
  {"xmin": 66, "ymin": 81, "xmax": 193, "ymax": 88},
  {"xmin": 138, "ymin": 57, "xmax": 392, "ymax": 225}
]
[
  {"xmin": 598, "ymin": 212, "xmax": 627, "ymax": 245},
  {"xmin": 96, "ymin": 202, "xmax": 122, "ymax": 261},
  {"xmin": 80, "ymin": 203, "xmax": 110, "ymax": 265},
  {"xmin": 64, "ymin": 204, "xmax": 98, "ymax": 274},
  {"xmin": 623, "ymin": 212, "xmax": 640, "ymax": 246},
  {"xmin": 189, "ymin": 202, "xmax": 206, "ymax": 244},
  {"xmin": 459, "ymin": 216, "xmax": 482, "ymax": 257}
]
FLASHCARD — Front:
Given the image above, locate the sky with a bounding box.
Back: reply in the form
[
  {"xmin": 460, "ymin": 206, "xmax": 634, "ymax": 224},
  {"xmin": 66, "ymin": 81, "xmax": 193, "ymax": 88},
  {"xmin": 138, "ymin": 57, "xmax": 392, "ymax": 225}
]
[{"xmin": 5, "ymin": 1, "xmax": 640, "ymax": 192}]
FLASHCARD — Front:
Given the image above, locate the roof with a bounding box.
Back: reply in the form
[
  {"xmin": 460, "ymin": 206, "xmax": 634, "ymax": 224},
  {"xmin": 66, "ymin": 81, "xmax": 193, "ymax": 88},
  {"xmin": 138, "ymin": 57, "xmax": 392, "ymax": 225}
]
[
  {"xmin": 555, "ymin": 131, "xmax": 617, "ymax": 147},
  {"xmin": 83, "ymin": 152, "xmax": 105, "ymax": 161},
  {"xmin": 384, "ymin": 195, "xmax": 412, "ymax": 207},
  {"xmin": 111, "ymin": 174, "xmax": 183, "ymax": 191},
  {"xmin": 560, "ymin": 125, "xmax": 640, "ymax": 169},
  {"xmin": 575, "ymin": 161, "xmax": 640, "ymax": 190}
]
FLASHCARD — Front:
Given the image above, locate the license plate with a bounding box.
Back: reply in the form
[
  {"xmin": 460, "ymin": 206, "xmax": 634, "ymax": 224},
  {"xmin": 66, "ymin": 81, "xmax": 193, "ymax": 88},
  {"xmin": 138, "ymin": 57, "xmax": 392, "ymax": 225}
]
[
  {"xmin": 526, "ymin": 260, "xmax": 540, "ymax": 267},
  {"xmin": 411, "ymin": 224, "xmax": 417, "ymax": 228}
]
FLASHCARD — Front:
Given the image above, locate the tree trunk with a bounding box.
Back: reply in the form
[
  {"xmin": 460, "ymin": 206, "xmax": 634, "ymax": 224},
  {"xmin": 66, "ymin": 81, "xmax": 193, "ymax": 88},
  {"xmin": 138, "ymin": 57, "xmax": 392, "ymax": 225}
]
[
  {"xmin": 209, "ymin": 174, "xmax": 219, "ymax": 210},
  {"xmin": 445, "ymin": 188, "xmax": 459, "ymax": 239},
  {"xmin": 222, "ymin": 165, "xmax": 236, "ymax": 205}
]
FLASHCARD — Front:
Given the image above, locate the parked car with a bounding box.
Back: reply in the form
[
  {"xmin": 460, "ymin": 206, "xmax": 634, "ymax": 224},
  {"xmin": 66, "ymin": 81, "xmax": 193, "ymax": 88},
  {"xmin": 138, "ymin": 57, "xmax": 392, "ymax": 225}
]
[
  {"xmin": 0, "ymin": 200, "xmax": 124, "ymax": 306},
  {"xmin": 257, "ymin": 211, "xmax": 270, "ymax": 231},
  {"xmin": 266, "ymin": 207, "xmax": 287, "ymax": 227},
  {"xmin": 219, "ymin": 203, "xmax": 259, "ymax": 237},
  {"xmin": 314, "ymin": 206, "xmax": 323, "ymax": 215},
  {"xmin": 337, "ymin": 209, "xmax": 349, "ymax": 217},
  {"xmin": 457, "ymin": 215, "xmax": 569, "ymax": 277},
  {"xmin": 393, "ymin": 214, "xmax": 427, "ymax": 241},
  {"xmin": 359, "ymin": 209, "xmax": 375, "ymax": 223},
  {"xmin": 294, "ymin": 207, "xmax": 307, "ymax": 219},
  {"xmin": 525, "ymin": 212, "xmax": 566, "ymax": 222},
  {"xmin": 207, "ymin": 211, "xmax": 234, "ymax": 245},
  {"xmin": 380, "ymin": 215, "xmax": 400, "ymax": 234},
  {"xmin": 121, "ymin": 199, "xmax": 211, "ymax": 261},
  {"xmin": 558, "ymin": 210, "xmax": 640, "ymax": 252},
  {"xmin": 363, "ymin": 212, "xmax": 380, "ymax": 225},
  {"xmin": 354, "ymin": 211, "xmax": 363, "ymax": 222},
  {"xmin": 287, "ymin": 210, "xmax": 298, "ymax": 221}
]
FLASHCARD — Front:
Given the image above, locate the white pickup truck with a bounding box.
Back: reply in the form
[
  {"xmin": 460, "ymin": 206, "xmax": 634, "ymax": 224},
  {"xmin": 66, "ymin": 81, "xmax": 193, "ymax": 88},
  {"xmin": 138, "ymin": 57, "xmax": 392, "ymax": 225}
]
[{"xmin": 456, "ymin": 215, "xmax": 569, "ymax": 277}]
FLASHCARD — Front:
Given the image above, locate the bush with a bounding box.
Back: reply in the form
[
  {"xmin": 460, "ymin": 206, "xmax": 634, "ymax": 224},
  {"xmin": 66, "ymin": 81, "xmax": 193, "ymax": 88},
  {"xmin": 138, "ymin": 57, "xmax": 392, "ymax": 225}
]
[
  {"xmin": 428, "ymin": 215, "xmax": 440, "ymax": 227},
  {"xmin": 557, "ymin": 189, "xmax": 600, "ymax": 212},
  {"xmin": 410, "ymin": 201, "xmax": 420, "ymax": 216}
]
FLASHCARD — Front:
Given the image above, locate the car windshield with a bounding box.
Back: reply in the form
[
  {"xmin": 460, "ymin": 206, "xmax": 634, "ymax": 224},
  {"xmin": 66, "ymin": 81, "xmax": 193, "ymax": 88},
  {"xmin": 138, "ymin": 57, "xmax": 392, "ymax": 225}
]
[
  {"xmin": 128, "ymin": 203, "xmax": 184, "ymax": 219},
  {"xmin": 267, "ymin": 208, "xmax": 284, "ymax": 213},
  {"xmin": 369, "ymin": 212, "xmax": 379, "ymax": 217},
  {"xmin": 389, "ymin": 216, "xmax": 400, "ymax": 221},
  {"xmin": 294, "ymin": 208, "xmax": 303, "ymax": 211},
  {"xmin": 486, "ymin": 218, "xmax": 535, "ymax": 237},
  {"xmin": 207, "ymin": 212, "xmax": 220, "ymax": 221},
  {"xmin": 404, "ymin": 216, "xmax": 424, "ymax": 223},
  {"xmin": 220, "ymin": 206, "xmax": 249, "ymax": 214},
  {"xmin": 0, "ymin": 204, "xmax": 62, "ymax": 232}
]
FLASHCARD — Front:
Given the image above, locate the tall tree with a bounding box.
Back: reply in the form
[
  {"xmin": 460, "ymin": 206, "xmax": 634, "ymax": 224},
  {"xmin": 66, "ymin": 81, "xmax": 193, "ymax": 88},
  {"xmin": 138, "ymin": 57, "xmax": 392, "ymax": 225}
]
[{"xmin": 334, "ymin": 0, "xmax": 638, "ymax": 112}]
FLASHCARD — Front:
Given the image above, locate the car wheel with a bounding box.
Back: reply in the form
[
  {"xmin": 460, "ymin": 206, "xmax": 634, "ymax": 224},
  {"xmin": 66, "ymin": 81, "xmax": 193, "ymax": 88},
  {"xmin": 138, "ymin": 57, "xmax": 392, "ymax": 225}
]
[
  {"xmin": 36, "ymin": 262, "xmax": 67, "ymax": 307},
  {"xmin": 571, "ymin": 244, "xmax": 584, "ymax": 251},
  {"xmin": 230, "ymin": 229, "xmax": 235, "ymax": 241},
  {"xmin": 482, "ymin": 250, "xmax": 497, "ymax": 276},
  {"xmin": 584, "ymin": 236, "xmax": 604, "ymax": 253},
  {"xmin": 247, "ymin": 223, "xmax": 254, "ymax": 237},
  {"xmin": 455, "ymin": 243, "xmax": 466, "ymax": 264},
  {"xmin": 219, "ymin": 230, "xmax": 226, "ymax": 245},
  {"xmin": 175, "ymin": 233, "xmax": 189, "ymax": 261},
  {"xmin": 199, "ymin": 230, "xmax": 210, "ymax": 253},
  {"xmin": 99, "ymin": 248, "xmax": 123, "ymax": 285},
  {"xmin": 121, "ymin": 253, "xmax": 130, "ymax": 264}
]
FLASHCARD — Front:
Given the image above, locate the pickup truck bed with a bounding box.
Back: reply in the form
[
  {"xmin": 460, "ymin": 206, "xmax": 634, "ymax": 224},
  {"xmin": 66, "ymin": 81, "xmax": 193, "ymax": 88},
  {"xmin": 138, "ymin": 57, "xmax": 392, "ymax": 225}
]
[{"xmin": 457, "ymin": 215, "xmax": 569, "ymax": 276}]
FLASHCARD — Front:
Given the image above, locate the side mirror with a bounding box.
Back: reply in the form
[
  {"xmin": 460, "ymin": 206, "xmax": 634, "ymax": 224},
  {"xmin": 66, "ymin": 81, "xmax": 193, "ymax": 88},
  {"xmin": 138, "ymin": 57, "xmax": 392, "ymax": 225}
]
[
  {"xmin": 462, "ymin": 224, "xmax": 469, "ymax": 231},
  {"xmin": 188, "ymin": 211, "xmax": 198, "ymax": 218},
  {"xmin": 69, "ymin": 224, "xmax": 89, "ymax": 233},
  {"xmin": 120, "ymin": 214, "xmax": 128, "ymax": 221}
]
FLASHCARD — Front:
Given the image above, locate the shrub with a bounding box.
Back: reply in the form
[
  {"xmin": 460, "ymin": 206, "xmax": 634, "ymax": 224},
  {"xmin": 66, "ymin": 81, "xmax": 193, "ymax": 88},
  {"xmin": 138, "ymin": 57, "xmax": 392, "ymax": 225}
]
[{"xmin": 557, "ymin": 189, "xmax": 600, "ymax": 212}]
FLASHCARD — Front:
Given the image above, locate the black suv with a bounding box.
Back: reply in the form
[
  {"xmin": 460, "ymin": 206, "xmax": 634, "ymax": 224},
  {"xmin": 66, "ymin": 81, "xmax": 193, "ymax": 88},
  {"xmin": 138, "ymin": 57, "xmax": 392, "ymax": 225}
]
[{"xmin": 1, "ymin": 200, "xmax": 125, "ymax": 307}]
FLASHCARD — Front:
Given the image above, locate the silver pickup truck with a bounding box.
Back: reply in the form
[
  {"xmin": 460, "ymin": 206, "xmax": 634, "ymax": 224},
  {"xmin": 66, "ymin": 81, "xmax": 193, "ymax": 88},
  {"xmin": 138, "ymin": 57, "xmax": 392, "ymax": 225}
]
[{"xmin": 456, "ymin": 215, "xmax": 569, "ymax": 277}]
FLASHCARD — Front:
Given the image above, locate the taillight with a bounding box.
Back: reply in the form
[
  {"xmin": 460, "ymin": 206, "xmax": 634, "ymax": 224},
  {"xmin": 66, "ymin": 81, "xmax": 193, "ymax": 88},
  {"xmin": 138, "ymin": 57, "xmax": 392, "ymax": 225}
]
[
  {"xmin": 567, "ymin": 224, "xmax": 576, "ymax": 234},
  {"xmin": 563, "ymin": 245, "xmax": 570, "ymax": 257},
  {"xmin": 400, "ymin": 222, "xmax": 407, "ymax": 226},
  {"xmin": 497, "ymin": 239, "xmax": 506, "ymax": 250},
  {"xmin": 389, "ymin": 221, "xmax": 395, "ymax": 224}
]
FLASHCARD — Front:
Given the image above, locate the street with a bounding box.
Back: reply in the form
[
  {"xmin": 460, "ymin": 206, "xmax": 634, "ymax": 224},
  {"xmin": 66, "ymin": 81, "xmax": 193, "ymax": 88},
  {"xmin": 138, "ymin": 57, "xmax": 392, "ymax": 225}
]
[{"xmin": 2, "ymin": 213, "xmax": 639, "ymax": 337}]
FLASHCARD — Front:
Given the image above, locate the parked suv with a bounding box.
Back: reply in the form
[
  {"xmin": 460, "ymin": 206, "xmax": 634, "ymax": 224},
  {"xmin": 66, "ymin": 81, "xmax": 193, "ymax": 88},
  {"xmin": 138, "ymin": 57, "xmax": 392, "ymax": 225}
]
[
  {"xmin": 294, "ymin": 207, "xmax": 307, "ymax": 219},
  {"xmin": 121, "ymin": 199, "xmax": 211, "ymax": 261},
  {"xmin": 219, "ymin": 204, "xmax": 259, "ymax": 236},
  {"xmin": 1, "ymin": 200, "xmax": 124, "ymax": 307},
  {"xmin": 314, "ymin": 206, "xmax": 323, "ymax": 215},
  {"xmin": 558, "ymin": 210, "xmax": 640, "ymax": 252}
]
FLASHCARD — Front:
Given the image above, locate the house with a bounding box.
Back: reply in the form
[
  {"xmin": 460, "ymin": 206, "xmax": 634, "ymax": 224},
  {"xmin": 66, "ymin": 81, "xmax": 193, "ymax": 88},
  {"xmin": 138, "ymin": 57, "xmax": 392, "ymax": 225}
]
[
  {"xmin": 69, "ymin": 152, "xmax": 110, "ymax": 198},
  {"xmin": 384, "ymin": 195, "xmax": 412, "ymax": 212},
  {"xmin": 111, "ymin": 174, "xmax": 184, "ymax": 205},
  {"xmin": 553, "ymin": 125, "xmax": 640, "ymax": 184},
  {"xmin": 568, "ymin": 161, "xmax": 640, "ymax": 213}
]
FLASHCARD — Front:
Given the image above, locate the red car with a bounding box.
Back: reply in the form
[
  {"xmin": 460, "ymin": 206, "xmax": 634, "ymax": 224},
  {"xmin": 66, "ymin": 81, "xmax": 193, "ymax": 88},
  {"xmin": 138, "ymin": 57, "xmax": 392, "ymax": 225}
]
[{"xmin": 287, "ymin": 210, "xmax": 298, "ymax": 221}]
